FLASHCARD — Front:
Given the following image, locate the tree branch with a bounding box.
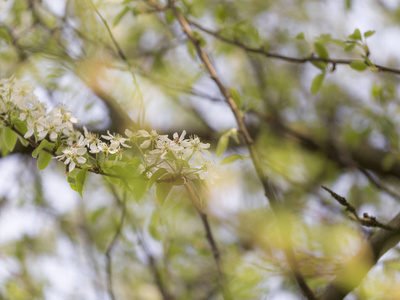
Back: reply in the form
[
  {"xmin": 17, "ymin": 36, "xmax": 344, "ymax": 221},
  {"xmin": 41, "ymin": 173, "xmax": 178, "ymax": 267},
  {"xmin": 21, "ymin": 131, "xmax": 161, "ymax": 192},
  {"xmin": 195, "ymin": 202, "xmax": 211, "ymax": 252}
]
[
  {"xmin": 188, "ymin": 20, "xmax": 400, "ymax": 76},
  {"xmin": 105, "ymin": 193, "xmax": 127, "ymax": 300},
  {"xmin": 322, "ymin": 186, "xmax": 394, "ymax": 231},
  {"xmin": 319, "ymin": 211, "xmax": 400, "ymax": 300},
  {"xmin": 185, "ymin": 182, "xmax": 232, "ymax": 300},
  {"xmin": 165, "ymin": 1, "xmax": 316, "ymax": 299}
]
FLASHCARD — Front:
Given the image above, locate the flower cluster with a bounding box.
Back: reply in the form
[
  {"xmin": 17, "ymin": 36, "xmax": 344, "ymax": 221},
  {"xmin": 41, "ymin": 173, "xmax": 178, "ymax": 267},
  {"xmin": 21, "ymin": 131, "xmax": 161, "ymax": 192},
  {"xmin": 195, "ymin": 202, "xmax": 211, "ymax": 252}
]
[{"xmin": 0, "ymin": 77, "xmax": 218, "ymax": 182}]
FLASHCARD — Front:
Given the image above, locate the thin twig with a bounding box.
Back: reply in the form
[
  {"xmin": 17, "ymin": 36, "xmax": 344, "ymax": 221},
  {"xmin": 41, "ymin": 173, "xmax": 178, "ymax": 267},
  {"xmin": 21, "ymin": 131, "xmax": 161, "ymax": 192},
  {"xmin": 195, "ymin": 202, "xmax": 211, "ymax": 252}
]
[
  {"xmin": 188, "ymin": 20, "xmax": 400, "ymax": 76},
  {"xmin": 105, "ymin": 193, "xmax": 127, "ymax": 300},
  {"xmin": 129, "ymin": 211, "xmax": 173, "ymax": 300},
  {"xmin": 321, "ymin": 186, "xmax": 393, "ymax": 230},
  {"xmin": 359, "ymin": 168, "xmax": 400, "ymax": 203},
  {"xmin": 184, "ymin": 182, "xmax": 232, "ymax": 300}
]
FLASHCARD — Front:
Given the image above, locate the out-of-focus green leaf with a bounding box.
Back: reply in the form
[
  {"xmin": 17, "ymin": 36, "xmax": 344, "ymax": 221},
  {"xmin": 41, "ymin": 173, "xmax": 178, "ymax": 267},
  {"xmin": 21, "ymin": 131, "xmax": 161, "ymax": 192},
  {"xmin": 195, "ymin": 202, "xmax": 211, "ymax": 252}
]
[
  {"xmin": 348, "ymin": 28, "xmax": 362, "ymax": 40},
  {"xmin": 364, "ymin": 30, "xmax": 375, "ymax": 38},
  {"xmin": 0, "ymin": 27, "xmax": 11, "ymax": 44},
  {"xmin": 156, "ymin": 182, "xmax": 173, "ymax": 205},
  {"xmin": 216, "ymin": 133, "xmax": 229, "ymax": 157},
  {"xmin": 230, "ymin": 87, "xmax": 243, "ymax": 109},
  {"xmin": 350, "ymin": 61, "xmax": 367, "ymax": 71},
  {"xmin": 149, "ymin": 168, "xmax": 168, "ymax": 188},
  {"xmin": 311, "ymin": 73, "xmax": 325, "ymax": 95},
  {"xmin": 113, "ymin": 7, "xmax": 130, "ymax": 26},
  {"xmin": 220, "ymin": 154, "xmax": 247, "ymax": 165},
  {"xmin": 314, "ymin": 42, "xmax": 329, "ymax": 59}
]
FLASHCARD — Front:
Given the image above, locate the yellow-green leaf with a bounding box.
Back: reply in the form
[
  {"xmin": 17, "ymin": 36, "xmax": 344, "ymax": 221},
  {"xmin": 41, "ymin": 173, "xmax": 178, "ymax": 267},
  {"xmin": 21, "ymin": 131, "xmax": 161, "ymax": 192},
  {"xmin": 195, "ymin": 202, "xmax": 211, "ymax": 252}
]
[
  {"xmin": 350, "ymin": 61, "xmax": 367, "ymax": 71},
  {"xmin": 311, "ymin": 73, "xmax": 325, "ymax": 95}
]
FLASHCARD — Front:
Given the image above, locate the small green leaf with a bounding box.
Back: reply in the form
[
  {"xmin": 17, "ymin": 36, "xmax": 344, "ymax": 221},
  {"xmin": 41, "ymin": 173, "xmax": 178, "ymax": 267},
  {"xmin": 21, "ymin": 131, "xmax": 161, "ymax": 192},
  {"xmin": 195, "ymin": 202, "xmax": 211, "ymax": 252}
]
[
  {"xmin": 149, "ymin": 168, "xmax": 168, "ymax": 188},
  {"xmin": 165, "ymin": 10, "xmax": 175, "ymax": 24},
  {"xmin": 67, "ymin": 168, "xmax": 80, "ymax": 192},
  {"xmin": 149, "ymin": 211, "xmax": 162, "ymax": 241},
  {"xmin": 193, "ymin": 31, "xmax": 206, "ymax": 47},
  {"xmin": 314, "ymin": 42, "xmax": 329, "ymax": 59},
  {"xmin": 2, "ymin": 127, "xmax": 18, "ymax": 152},
  {"xmin": 220, "ymin": 154, "xmax": 246, "ymax": 165},
  {"xmin": 216, "ymin": 133, "xmax": 229, "ymax": 157},
  {"xmin": 230, "ymin": 87, "xmax": 242, "ymax": 108},
  {"xmin": 0, "ymin": 27, "xmax": 11, "ymax": 44},
  {"xmin": 348, "ymin": 29, "xmax": 362, "ymax": 41},
  {"xmin": 130, "ymin": 177, "xmax": 148, "ymax": 201},
  {"xmin": 156, "ymin": 182, "xmax": 173, "ymax": 205},
  {"xmin": 311, "ymin": 73, "xmax": 325, "ymax": 95},
  {"xmin": 364, "ymin": 30, "xmax": 375, "ymax": 38},
  {"xmin": 113, "ymin": 7, "xmax": 130, "ymax": 26},
  {"xmin": 76, "ymin": 168, "xmax": 88, "ymax": 197},
  {"xmin": 32, "ymin": 139, "xmax": 54, "ymax": 158},
  {"xmin": 311, "ymin": 61, "xmax": 327, "ymax": 71},
  {"xmin": 295, "ymin": 32, "xmax": 305, "ymax": 40},
  {"xmin": 186, "ymin": 40, "xmax": 196, "ymax": 59},
  {"xmin": 344, "ymin": 43, "xmax": 356, "ymax": 52},
  {"xmin": 350, "ymin": 61, "xmax": 367, "ymax": 71},
  {"xmin": 37, "ymin": 150, "xmax": 53, "ymax": 170}
]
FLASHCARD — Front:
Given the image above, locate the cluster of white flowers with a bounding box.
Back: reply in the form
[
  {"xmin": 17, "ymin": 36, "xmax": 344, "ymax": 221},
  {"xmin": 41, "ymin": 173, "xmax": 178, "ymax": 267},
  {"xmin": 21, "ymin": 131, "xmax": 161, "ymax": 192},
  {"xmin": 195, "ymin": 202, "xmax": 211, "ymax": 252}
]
[{"xmin": 0, "ymin": 77, "xmax": 218, "ymax": 182}]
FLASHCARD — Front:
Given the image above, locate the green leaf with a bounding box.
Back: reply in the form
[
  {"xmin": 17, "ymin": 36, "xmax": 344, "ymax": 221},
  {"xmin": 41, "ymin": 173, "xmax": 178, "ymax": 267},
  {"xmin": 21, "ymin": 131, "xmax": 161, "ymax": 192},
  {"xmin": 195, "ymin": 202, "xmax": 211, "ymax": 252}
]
[
  {"xmin": 149, "ymin": 168, "xmax": 168, "ymax": 188},
  {"xmin": 314, "ymin": 42, "xmax": 329, "ymax": 59},
  {"xmin": 186, "ymin": 40, "xmax": 196, "ymax": 59},
  {"xmin": 149, "ymin": 211, "xmax": 162, "ymax": 241},
  {"xmin": 216, "ymin": 133, "xmax": 229, "ymax": 157},
  {"xmin": 156, "ymin": 182, "xmax": 173, "ymax": 205},
  {"xmin": 348, "ymin": 29, "xmax": 362, "ymax": 41},
  {"xmin": 113, "ymin": 7, "xmax": 130, "ymax": 26},
  {"xmin": 130, "ymin": 177, "xmax": 148, "ymax": 201},
  {"xmin": 76, "ymin": 168, "xmax": 88, "ymax": 197},
  {"xmin": 230, "ymin": 87, "xmax": 242, "ymax": 109},
  {"xmin": 310, "ymin": 73, "xmax": 325, "ymax": 95},
  {"xmin": 350, "ymin": 61, "xmax": 367, "ymax": 71},
  {"xmin": 193, "ymin": 31, "xmax": 206, "ymax": 47},
  {"xmin": 165, "ymin": 10, "xmax": 175, "ymax": 24},
  {"xmin": 37, "ymin": 150, "xmax": 53, "ymax": 170},
  {"xmin": 67, "ymin": 168, "xmax": 80, "ymax": 192},
  {"xmin": 32, "ymin": 139, "xmax": 54, "ymax": 158},
  {"xmin": 2, "ymin": 127, "xmax": 18, "ymax": 152},
  {"xmin": 344, "ymin": 43, "xmax": 356, "ymax": 52},
  {"xmin": 295, "ymin": 32, "xmax": 305, "ymax": 40},
  {"xmin": 364, "ymin": 30, "xmax": 375, "ymax": 38},
  {"xmin": 220, "ymin": 154, "xmax": 246, "ymax": 165},
  {"xmin": 311, "ymin": 61, "xmax": 327, "ymax": 71},
  {"xmin": 0, "ymin": 27, "xmax": 11, "ymax": 44}
]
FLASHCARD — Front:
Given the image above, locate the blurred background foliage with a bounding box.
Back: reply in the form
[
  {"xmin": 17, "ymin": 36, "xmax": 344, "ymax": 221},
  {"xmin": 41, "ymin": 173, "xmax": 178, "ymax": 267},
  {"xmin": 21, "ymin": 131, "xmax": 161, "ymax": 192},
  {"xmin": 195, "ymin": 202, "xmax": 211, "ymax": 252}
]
[{"xmin": 1, "ymin": 0, "xmax": 400, "ymax": 299}]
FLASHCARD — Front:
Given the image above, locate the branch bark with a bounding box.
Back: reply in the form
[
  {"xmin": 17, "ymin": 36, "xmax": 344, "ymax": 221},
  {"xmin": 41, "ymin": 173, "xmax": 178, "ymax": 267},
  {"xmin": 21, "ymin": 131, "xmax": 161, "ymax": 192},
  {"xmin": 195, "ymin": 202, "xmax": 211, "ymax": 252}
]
[{"xmin": 319, "ymin": 211, "xmax": 400, "ymax": 300}]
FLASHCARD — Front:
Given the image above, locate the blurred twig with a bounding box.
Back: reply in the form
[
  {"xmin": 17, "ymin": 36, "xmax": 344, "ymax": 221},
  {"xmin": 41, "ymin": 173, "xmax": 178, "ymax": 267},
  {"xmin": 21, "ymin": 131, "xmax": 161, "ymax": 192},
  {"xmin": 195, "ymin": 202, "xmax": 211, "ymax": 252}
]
[{"xmin": 184, "ymin": 182, "xmax": 232, "ymax": 300}]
